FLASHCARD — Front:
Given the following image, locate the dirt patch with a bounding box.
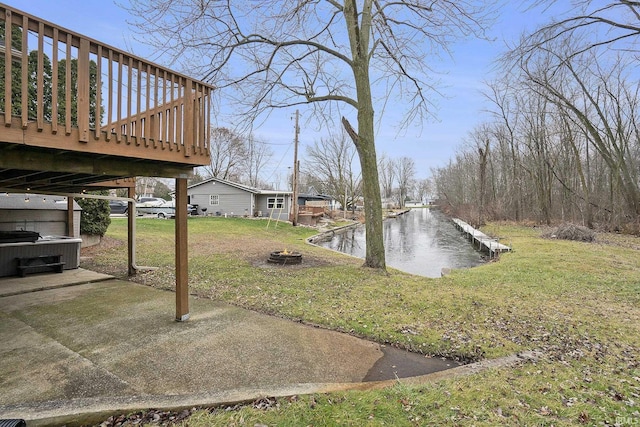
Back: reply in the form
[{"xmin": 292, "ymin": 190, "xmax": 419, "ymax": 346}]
[{"xmin": 80, "ymin": 236, "xmax": 124, "ymax": 257}]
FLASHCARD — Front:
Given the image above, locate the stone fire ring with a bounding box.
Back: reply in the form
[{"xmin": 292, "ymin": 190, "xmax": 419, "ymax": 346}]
[{"xmin": 267, "ymin": 251, "xmax": 303, "ymax": 265}]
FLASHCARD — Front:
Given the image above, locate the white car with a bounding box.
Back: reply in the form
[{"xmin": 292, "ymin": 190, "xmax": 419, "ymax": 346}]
[
  {"xmin": 137, "ymin": 199, "xmax": 196, "ymax": 218},
  {"xmin": 138, "ymin": 197, "xmax": 166, "ymax": 207}
]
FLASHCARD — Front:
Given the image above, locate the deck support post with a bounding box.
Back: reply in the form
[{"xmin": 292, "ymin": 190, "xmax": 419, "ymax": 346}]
[
  {"xmin": 175, "ymin": 177, "xmax": 189, "ymax": 321},
  {"xmin": 128, "ymin": 185, "xmax": 136, "ymax": 276},
  {"xmin": 67, "ymin": 196, "xmax": 75, "ymax": 237}
]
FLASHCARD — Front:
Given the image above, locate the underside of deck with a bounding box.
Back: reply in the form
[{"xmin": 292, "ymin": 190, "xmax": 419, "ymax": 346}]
[{"xmin": 0, "ymin": 116, "xmax": 203, "ymax": 193}]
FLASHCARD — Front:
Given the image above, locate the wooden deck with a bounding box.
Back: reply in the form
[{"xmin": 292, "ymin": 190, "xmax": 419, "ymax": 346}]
[
  {"xmin": 0, "ymin": 4, "xmax": 214, "ymax": 193},
  {"xmin": 0, "ymin": 4, "xmax": 214, "ymax": 321},
  {"xmin": 452, "ymin": 218, "xmax": 511, "ymax": 258}
]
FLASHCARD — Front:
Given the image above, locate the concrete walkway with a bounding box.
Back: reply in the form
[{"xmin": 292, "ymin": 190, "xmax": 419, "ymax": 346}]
[{"xmin": 0, "ymin": 270, "xmax": 448, "ymax": 426}]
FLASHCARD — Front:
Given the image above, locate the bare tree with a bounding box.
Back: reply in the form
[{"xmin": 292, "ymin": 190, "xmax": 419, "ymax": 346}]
[
  {"xmin": 204, "ymin": 127, "xmax": 247, "ymax": 181},
  {"xmin": 438, "ymin": 23, "xmax": 640, "ymax": 229},
  {"xmin": 303, "ymin": 131, "xmax": 361, "ymax": 213},
  {"xmin": 395, "ymin": 157, "xmax": 416, "ymax": 208},
  {"xmin": 415, "ymin": 178, "xmax": 432, "ymax": 204},
  {"xmin": 378, "ymin": 153, "xmax": 396, "ymax": 205},
  {"xmin": 136, "ymin": 177, "xmax": 156, "ymax": 198},
  {"xmin": 517, "ymin": 1, "xmax": 640, "ymax": 62},
  {"xmin": 470, "ymin": 128, "xmax": 491, "ymax": 226},
  {"xmin": 244, "ymin": 134, "xmax": 273, "ymax": 188},
  {"xmin": 484, "ymin": 78, "xmax": 524, "ymax": 221},
  {"xmin": 127, "ymin": 0, "xmax": 496, "ymax": 270}
]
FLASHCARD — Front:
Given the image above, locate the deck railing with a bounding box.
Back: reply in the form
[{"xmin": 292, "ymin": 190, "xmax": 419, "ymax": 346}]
[{"xmin": 0, "ymin": 4, "xmax": 213, "ymax": 164}]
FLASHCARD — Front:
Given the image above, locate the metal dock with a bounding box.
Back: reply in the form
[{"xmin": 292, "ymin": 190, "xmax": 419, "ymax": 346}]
[{"xmin": 452, "ymin": 218, "xmax": 511, "ymax": 258}]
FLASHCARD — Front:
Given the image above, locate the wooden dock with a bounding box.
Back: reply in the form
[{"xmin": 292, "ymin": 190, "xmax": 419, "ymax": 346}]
[{"xmin": 452, "ymin": 219, "xmax": 511, "ymax": 258}]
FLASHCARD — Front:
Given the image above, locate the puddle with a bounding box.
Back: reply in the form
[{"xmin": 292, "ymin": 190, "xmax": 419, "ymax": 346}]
[{"xmin": 363, "ymin": 346, "xmax": 462, "ymax": 382}]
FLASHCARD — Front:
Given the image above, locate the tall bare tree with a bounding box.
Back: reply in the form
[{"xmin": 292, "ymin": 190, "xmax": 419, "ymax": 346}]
[
  {"xmin": 303, "ymin": 131, "xmax": 361, "ymax": 213},
  {"xmin": 395, "ymin": 156, "xmax": 416, "ymax": 208},
  {"xmin": 244, "ymin": 134, "xmax": 273, "ymax": 188},
  {"xmin": 378, "ymin": 153, "xmax": 396, "ymax": 204},
  {"xmin": 127, "ymin": 0, "xmax": 495, "ymax": 270},
  {"xmin": 415, "ymin": 178, "xmax": 432, "ymax": 204},
  {"xmin": 204, "ymin": 127, "xmax": 246, "ymax": 181}
]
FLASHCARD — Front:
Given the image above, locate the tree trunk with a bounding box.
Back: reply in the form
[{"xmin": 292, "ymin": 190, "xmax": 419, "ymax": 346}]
[
  {"xmin": 342, "ymin": 0, "xmax": 385, "ymax": 270},
  {"xmin": 343, "ymin": 114, "xmax": 386, "ymax": 270}
]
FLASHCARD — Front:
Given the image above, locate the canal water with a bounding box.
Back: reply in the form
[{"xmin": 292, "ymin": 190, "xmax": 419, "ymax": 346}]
[{"xmin": 318, "ymin": 208, "xmax": 485, "ymax": 277}]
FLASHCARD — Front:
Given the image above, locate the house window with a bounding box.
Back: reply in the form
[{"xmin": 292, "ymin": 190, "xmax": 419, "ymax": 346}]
[
  {"xmin": 267, "ymin": 197, "xmax": 284, "ymax": 209},
  {"xmin": 210, "ymin": 195, "xmax": 219, "ymax": 205}
]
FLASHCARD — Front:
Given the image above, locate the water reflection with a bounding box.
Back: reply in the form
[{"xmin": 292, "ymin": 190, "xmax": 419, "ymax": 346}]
[{"xmin": 318, "ymin": 208, "xmax": 485, "ymax": 277}]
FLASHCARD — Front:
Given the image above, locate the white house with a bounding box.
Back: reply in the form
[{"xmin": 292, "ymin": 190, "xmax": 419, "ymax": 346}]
[{"xmin": 187, "ymin": 177, "xmax": 293, "ymax": 221}]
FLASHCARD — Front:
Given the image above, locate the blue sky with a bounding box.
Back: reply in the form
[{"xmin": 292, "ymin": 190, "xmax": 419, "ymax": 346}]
[{"xmin": 6, "ymin": 0, "xmax": 558, "ymax": 184}]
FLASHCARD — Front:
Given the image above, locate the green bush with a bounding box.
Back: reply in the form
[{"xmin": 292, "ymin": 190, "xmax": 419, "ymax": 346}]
[{"xmin": 76, "ymin": 191, "xmax": 111, "ymax": 236}]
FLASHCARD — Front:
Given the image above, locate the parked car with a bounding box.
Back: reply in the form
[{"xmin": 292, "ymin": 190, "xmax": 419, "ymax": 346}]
[
  {"xmin": 137, "ymin": 200, "xmax": 195, "ymax": 218},
  {"xmin": 138, "ymin": 197, "xmax": 166, "ymax": 207},
  {"xmin": 109, "ymin": 200, "xmax": 128, "ymax": 214}
]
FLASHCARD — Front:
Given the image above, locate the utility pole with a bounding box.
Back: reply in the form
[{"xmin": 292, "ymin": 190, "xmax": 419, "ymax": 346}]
[{"xmin": 292, "ymin": 110, "xmax": 300, "ymax": 226}]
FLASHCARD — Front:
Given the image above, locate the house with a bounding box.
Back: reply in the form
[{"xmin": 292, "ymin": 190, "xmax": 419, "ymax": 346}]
[
  {"xmin": 297, "ymin": 187, "xmax": 340, "ymax": 211},
  {"xmin": 0, "ymin": 193, "xmax": 82, "ymax": 237},
  {"xmin": 187, "ymin": 177, "xmax": 293, "ymax": 222}
]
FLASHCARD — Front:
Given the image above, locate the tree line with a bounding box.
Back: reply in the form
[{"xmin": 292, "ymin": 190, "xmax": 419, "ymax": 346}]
[{"xmin": 432, "ymin": 1, "xmax": 640, "ymax": 233}]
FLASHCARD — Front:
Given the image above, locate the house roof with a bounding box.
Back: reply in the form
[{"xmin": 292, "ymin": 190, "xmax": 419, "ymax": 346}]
[
  {"xmin": 187, "ymin": 176, "xmax": 292, "ymax": 195},
  {"xmin": 298, "ymin": 193, "xmax": 335, "ymax": 201},
  {"xmin": 0, "ymin": 194, "xmax": 82, "ymax": 210}
]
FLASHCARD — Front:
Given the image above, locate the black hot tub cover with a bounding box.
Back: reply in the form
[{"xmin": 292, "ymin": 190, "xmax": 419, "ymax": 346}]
[{"xmin": 0, "ymin": 230, "xmax": 41, "ymax": 243}]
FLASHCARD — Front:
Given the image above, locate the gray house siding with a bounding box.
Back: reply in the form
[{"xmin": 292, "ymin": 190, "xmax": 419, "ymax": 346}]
[
  {"xmin": 255, "ymin": 194, "xmax": 289, "ymax": 221},
  {"xmin": 187, "ymin": 178, "xmax": 291, "ymax": 221},
  {"xmin": 188, "ymin": 180, "xmax": 253, "ymax": 216}
]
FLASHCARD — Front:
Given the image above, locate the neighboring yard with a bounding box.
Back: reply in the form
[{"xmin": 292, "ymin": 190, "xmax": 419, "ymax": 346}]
[{"xmin": 81, "ymin": 217, "xmax": 640, "ymax": 426}]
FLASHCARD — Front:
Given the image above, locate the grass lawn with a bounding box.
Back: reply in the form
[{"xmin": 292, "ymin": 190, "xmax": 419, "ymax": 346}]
[{"xmin": 83, "ymin": 217, "xmax": 640, "ymax": 426}]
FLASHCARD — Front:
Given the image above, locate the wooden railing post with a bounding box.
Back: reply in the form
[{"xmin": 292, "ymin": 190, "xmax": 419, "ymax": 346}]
[
  {"xmin": 183, "ymin": 79, "xmax": 194, "ymax": 158},
  {"xmin": 20, "ymin": 14, "xmax": 28, "ymax": 129},
  {"xmin": 3, "ymin": 9, "xmax": 11, "ymax": 126},
  {"xmin": 77, "ymin": 38, "xmax": 90, "ymax": 142}
]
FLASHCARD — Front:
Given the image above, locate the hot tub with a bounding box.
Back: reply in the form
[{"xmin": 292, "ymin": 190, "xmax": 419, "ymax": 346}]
[{"xmin": 0, "ymin": 235, "xmax": 82, "ymax": 277}]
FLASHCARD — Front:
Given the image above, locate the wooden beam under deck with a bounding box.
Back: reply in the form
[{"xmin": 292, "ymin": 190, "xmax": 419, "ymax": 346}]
[{"xmin": 0, "ymin": 148, "xmax": 194, "ymax": 181}]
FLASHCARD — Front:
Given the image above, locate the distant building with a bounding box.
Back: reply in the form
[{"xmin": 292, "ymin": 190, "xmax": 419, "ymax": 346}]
[
  {"xmin": 297, "ymin": 187, "xmax": 339, "ymax": 211},
  {"xmin": 187, "ymin": 177, "xmax": 292, "ymax": 221}
]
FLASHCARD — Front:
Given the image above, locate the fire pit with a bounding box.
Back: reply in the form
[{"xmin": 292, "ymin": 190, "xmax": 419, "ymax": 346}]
[{"xmin": 267, "ymin": 250, "xmax": 302, "ymax": 265}]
